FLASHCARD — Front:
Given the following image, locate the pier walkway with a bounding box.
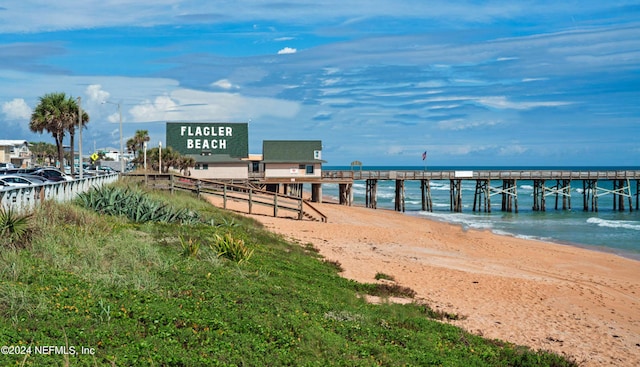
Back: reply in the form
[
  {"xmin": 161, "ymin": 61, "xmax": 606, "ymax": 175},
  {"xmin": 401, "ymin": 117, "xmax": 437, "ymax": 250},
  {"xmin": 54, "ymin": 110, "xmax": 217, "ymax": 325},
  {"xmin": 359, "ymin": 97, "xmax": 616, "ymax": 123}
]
[{"xmin": 321, "ymin": 169, "xmax": 640, "ymax": 213}]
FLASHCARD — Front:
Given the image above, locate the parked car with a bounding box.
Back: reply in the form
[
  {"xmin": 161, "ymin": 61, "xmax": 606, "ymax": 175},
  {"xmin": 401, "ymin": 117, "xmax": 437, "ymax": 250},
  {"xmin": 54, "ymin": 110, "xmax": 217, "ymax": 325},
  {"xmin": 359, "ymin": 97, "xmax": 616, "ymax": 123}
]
[
  {"xmin": 32, "ymin": 168, "xmax": 73, "ymax": 182},
  {"xmin": 0, "ymin": 162, "xmax": 15, "ymax": 170},
  {"xmin": 16, "ymin": 173, "xmax": 56, "ymax": 184},
  {"xmin": 0, "ymin": 175, "xmax": 41, "ymax": 187}
]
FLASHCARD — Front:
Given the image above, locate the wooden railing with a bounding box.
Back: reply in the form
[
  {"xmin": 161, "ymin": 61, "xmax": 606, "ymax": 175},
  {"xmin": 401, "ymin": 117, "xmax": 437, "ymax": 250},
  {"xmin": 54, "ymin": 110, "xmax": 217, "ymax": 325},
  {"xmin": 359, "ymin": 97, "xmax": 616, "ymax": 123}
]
[
  {"xmin": 126, "ymin": 173, "xmax": 327, "ymax": 222},
  {"xmin": 323, "ymin": 170, "xmax": 640, "ymax": 181}
]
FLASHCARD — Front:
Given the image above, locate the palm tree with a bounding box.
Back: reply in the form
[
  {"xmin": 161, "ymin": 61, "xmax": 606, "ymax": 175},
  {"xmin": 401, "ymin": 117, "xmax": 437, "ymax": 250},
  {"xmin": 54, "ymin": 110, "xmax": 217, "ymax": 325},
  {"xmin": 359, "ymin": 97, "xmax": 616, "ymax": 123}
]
[
  {"xmin": 129, "ymin": 130, "xmax": 150, "ymax": 167},
  {"xmin": 177, "ymin": 156, "xmax": 196, "ymax": 176},
  {"xmin": 30, "ymin": 92, "xmax": 88, "ymax": 171},
  {"xmin": 66, "ymin": 98, "xmax": 89, "ymax": 175},
  {"xmin": 29, "ymin": 141, "xmax": 56, "ymax": 166}
]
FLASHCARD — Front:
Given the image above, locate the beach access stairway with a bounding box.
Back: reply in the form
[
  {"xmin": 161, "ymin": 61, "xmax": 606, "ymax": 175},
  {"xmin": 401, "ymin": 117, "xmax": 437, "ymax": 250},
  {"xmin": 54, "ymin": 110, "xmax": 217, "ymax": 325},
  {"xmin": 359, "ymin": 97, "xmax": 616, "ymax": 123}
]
[{"xmin": 126, "ymin": 173, "xmax": 328, "ymax": 222}]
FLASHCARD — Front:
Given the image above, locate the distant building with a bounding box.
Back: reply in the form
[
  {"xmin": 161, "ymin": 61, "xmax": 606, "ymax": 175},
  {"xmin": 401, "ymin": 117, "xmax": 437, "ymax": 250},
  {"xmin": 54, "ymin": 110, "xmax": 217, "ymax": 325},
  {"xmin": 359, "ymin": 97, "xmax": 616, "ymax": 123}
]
[
  {"xmin": 164, "ymin": 123, "xmax": 325, "ymax": 193},
  {"xmin": 262, "ymin": 140, "xmax": 324, "ymax": 180},
  {"xmin": 166, "ymin": 122, "xmax": 250, "ymax": 180},
  {"xmin": 0, "ymin": 140, "xmax": 31, "ymax": 168}
]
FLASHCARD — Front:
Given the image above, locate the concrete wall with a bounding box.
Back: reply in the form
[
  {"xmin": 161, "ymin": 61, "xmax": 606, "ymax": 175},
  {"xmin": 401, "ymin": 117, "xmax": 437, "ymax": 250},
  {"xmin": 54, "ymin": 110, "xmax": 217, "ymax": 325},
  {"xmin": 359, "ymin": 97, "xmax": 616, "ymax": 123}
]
[{"xmin": 190, "ymin": 164, "xmax": 248, "ymax": 180}]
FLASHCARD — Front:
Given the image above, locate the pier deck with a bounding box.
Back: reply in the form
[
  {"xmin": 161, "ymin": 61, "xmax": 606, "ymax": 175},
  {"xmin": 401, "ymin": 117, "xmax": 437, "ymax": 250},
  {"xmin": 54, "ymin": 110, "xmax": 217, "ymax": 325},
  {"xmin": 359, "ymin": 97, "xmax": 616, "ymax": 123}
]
[{"xmin": 320, "ymin": 169, "xmax": 640, "ymax": 213}]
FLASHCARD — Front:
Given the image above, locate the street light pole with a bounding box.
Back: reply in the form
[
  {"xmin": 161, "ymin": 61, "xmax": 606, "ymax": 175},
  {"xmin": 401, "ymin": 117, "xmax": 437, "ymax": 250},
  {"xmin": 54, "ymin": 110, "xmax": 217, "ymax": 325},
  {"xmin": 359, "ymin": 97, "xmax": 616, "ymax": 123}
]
[
  {"xmin": 143, "ymin": 141, "xmax": 147, "ymax": 170},
  {"xmin": 158, "ymin": 141, "xmax": 162, "ymax": 174},
  {"xmin": 118, "ymin": 103, "xmax": 124, "ymax": 174},
  {"xmin": 77, "ymin": 96, "xmax": 83, "ymax": 179}
]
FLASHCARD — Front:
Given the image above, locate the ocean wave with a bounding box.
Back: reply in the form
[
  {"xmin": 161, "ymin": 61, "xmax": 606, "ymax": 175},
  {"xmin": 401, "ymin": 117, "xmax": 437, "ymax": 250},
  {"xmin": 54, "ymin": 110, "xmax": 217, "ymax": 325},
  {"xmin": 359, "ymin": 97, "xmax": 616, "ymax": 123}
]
[{"xmin": 586, "ymin": 217, "xmax": 640, "ymax": 231}]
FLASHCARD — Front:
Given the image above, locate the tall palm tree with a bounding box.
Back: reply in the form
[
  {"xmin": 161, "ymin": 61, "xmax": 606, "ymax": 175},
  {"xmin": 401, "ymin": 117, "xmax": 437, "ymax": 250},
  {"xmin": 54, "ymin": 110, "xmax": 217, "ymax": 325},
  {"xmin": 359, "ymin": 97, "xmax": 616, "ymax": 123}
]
[
  {"xmin": 66, "ymin": 98, "xmax": 89, "ymax": 175},
  {"xmin": 30, "ymin": 92, "xmax": 88, "ymax": 172}
]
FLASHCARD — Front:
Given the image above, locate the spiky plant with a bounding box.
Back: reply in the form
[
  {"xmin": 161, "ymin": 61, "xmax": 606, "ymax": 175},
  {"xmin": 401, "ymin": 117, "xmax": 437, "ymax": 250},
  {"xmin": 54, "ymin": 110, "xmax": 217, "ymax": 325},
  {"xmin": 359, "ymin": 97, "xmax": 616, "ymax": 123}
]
[{"xmin": 0, "ymin": 207, "xmax": 33, "ymax": 248}]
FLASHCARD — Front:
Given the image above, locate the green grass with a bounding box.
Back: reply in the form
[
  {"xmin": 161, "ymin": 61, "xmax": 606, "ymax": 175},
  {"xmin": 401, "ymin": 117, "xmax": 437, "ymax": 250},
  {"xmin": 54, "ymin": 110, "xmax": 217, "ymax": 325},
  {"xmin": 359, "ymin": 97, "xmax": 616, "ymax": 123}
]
[{"xmin": 0, "ymin": 185, "xmax": 578, "ymax": 366}]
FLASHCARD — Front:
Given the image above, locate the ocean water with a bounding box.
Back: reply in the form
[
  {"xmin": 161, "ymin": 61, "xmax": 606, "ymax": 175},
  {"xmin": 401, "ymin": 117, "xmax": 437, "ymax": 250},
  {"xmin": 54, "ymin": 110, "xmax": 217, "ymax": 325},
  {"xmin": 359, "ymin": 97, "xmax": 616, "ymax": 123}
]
[{"xmin": 321, "ymin": 166, "xmax": 640, "ymax": 260}]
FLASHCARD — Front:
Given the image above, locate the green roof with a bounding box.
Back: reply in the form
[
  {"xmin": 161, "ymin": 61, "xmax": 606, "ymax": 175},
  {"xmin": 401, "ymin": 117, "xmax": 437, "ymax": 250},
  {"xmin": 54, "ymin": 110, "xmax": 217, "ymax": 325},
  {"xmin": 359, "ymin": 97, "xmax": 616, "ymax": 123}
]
[{"xmin": 262, "ymin": 140, "xmax": 324, "ymax": 163}]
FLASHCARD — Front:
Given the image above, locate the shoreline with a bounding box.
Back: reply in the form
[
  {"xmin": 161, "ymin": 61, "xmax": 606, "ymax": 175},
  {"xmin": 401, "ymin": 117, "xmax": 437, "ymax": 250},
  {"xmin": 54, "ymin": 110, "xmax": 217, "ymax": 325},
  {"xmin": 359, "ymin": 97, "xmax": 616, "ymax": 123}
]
[
  {"xmin": 403, "ymin": 209, "xmax": 640, "ymax": 262},
  {"xmin": 325, "ymin": 195, "xmax": 640, "ymax": 262},
  {"xmin": 204, "ymin": 195, "xmax": 640, "ymax": 366}
]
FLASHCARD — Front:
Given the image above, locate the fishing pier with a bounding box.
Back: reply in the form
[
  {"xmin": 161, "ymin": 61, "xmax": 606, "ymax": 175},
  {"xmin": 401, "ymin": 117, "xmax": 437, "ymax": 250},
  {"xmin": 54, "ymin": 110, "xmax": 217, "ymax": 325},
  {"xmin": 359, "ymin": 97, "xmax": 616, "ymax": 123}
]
[{"xmin": 321, "ymin": 169, "xmax": 640, "ymax": 213}]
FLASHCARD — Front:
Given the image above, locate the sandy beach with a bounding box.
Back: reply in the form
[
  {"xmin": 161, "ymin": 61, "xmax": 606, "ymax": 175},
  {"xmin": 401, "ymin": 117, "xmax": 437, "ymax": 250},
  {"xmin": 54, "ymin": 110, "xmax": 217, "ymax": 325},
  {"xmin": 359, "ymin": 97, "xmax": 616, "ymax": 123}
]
[{"xmin": 205, "ymin": 195, "xmax": 640, "ymax": 366}]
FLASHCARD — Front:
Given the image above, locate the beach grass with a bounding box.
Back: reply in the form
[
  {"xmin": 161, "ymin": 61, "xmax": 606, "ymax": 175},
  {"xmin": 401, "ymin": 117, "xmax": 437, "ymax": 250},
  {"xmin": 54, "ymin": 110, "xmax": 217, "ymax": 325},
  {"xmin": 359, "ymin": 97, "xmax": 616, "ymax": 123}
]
[{"xmin": 0, "ymin": 184, "xmax": 577, "ymax": 366}]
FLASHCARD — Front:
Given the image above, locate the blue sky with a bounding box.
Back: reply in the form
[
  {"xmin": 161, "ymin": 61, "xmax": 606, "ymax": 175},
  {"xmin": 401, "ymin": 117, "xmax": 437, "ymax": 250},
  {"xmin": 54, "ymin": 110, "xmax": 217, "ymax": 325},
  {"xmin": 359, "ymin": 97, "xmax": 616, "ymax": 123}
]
[{"xmin": 0, "ymin": 1, "xmax": 638, "ymax": 166}]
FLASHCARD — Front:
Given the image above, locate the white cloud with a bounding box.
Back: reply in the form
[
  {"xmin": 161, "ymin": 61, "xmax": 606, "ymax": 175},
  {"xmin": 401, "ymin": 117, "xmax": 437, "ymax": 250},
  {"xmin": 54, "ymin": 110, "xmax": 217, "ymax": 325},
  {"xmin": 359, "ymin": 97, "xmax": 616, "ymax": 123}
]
[
  {"xmin": 85, "ymin": 84, "xmax": 110, "ymax": 103},
  {"xmin": 476, "ymin": 96, "xmax": 572, "ymax": 110},
  {"xmin": 499, "ymin": 145, "xmax": 528, "ymax": 155},
  {"xmin": 277, "ymin": 47, "xmax": 297, "ymax": 55},
  {"xmin": 129, "ymin": 95, "xmax": 179, "ymax": 122},
  {"xmin": 2, "ymin": 98, "xmax": 31, "ymax": 120},
  {"xmin": 128, "ymin": 88, "xmax": 300, "ymax": 122},
  {"xmin": 211, "ymin": 79, "xmax": 236, "ymax": 90},
  {"xmin": 438, "ymin": 118, "xmax": 504, "ymax": 131}
]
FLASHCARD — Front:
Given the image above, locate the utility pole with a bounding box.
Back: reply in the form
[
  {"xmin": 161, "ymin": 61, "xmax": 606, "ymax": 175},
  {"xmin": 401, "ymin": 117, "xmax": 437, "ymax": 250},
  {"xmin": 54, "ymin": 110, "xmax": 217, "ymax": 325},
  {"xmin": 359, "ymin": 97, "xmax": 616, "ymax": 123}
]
[{"xmin": 77, "ymin": 96, "xmax": 83, "ymax": 179}]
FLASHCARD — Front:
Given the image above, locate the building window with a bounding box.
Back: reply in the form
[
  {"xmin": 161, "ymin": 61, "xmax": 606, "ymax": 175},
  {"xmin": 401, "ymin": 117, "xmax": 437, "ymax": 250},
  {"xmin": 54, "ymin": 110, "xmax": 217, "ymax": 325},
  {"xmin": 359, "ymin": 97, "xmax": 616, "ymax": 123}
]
[
  {"xmin": 314, "ymin": 150, "xmax": 321, "ymax": 160},
  {"xmin": 306, "ymin": 165, "xmax": 314, "ymax": 174}
]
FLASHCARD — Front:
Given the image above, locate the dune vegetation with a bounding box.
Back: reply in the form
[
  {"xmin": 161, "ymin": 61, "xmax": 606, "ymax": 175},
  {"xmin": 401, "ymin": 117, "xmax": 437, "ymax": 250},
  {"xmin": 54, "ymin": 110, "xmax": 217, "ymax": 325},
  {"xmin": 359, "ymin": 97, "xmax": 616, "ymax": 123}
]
[{"xmin": 0, "ymin": 183, "xmax": 577, "ymax": 366}]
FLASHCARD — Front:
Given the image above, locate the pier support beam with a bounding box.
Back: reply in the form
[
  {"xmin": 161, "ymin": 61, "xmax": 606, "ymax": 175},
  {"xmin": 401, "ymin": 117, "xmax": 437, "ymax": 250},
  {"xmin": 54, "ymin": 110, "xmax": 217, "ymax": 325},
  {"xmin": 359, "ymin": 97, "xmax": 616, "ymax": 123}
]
[
  {"xmin": 339, "ymin": 183, "xmax": 352, "ymax": 206},
  {"xmin": 395, "ymin": 180, "xmax": 405, "ymax": 212},
  {"xmin": 636, "ymin": 180, "xmax": 639, "ymax": 210},
  {"xmin": 612, "ymin": 179, "xmax": 632, "ymax": 212},
  {"xmin": 500, "ymin": 179, "xmax": 518, "ymax": 213},
  {"xmin": 553, "ymin": 180, "xmax": 571, "ymax": 210},
  {"xmin": 473, "ymin": 179, "xmax": 490, "ymax": 212},
  {"xmin": 420, "ymin": 179, "xmax": 432, "ymax": 212},
  {"xmin": 366, "ymin": 179, "xmax": 378, "ymax": 209},
  {"xmin": 583, "ymin": 180, "xmax": 598, "ymax": 211},
  {"xmin": 450, "ymin": 179, "xmax": 463, "ymax": 212},
  {"xmin": 532, "ymin": 179, "xmax": 546, "ymax": 211},
  {"xmin": 311, "ymin": 183, "xmax": 322, "ymax": 203}
]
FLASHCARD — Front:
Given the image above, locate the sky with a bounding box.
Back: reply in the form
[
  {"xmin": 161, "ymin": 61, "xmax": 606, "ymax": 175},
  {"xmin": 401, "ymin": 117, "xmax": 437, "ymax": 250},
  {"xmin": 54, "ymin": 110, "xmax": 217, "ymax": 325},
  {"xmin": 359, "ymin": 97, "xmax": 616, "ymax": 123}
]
[{"xmin": 0, "ymin": 1, "xmax": 639, "ymax": 167}]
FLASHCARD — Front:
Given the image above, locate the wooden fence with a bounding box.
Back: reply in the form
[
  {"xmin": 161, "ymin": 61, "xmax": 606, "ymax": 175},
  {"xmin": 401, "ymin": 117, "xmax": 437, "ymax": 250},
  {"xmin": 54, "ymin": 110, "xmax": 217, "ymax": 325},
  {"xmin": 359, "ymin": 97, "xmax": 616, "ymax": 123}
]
[{"xmin": 127, "ymin": 173, "xmax": 327, "ymax": 222}]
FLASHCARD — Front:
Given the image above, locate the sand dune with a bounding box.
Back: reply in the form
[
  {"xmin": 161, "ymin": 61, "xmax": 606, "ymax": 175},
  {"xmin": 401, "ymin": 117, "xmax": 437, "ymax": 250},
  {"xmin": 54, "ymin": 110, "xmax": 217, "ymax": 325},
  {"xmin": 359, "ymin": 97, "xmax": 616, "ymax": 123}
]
[{"xmin": 205, "ymin": 195, "xmax": 640, "ymax": 366}]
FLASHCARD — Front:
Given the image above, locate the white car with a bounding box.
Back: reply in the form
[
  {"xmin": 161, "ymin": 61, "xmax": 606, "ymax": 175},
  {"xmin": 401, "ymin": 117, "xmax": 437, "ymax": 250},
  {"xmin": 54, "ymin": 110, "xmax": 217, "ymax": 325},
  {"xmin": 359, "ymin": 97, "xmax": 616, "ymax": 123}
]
[{"xmin": 0, "ymin": 175, "xmax": 40, "ymax": 187}]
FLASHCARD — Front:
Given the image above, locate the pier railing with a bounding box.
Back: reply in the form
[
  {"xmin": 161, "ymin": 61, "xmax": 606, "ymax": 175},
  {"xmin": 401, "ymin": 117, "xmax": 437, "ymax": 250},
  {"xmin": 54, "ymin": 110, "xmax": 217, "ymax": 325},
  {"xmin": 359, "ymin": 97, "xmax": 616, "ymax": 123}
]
[{"xmin": 323, "ymin": 170, "xmax": 640, "ymax": 180}]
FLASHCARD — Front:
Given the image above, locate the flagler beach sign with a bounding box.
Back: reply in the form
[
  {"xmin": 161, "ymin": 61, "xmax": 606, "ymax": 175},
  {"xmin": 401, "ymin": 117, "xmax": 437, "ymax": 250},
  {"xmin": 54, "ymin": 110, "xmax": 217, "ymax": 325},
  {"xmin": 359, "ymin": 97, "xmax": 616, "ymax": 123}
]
[{"xmin": 166, "ymin": 122, "xmax": 249, "ymax": 158}]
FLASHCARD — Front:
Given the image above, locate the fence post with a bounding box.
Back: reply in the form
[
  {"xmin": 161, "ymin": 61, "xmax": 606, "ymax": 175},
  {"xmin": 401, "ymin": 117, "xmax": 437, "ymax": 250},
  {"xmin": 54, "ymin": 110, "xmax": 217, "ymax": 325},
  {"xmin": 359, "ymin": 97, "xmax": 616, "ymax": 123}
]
[
  {"xmin": 273, "ymin": 194, "xmax": 278, "ymax": 217},
  {"xmin": 223, "ymin": 184, "xmax": 227, "ymax": 209},
  {"xmin": 248, "ymin": 189, "xmax": 253, "ymax": 214}
]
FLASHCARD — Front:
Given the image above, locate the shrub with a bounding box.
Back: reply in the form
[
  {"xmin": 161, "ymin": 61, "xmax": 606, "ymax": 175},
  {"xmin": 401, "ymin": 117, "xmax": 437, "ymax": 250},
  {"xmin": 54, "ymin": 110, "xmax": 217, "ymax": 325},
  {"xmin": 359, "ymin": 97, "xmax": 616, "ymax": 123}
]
[
  {"xmin": 210, "ymin": 233, "xmax": 254, "ymax": 264},
  {"xmin": 179, "ymin": 235, "xmax": 201, "ymax": 258}
]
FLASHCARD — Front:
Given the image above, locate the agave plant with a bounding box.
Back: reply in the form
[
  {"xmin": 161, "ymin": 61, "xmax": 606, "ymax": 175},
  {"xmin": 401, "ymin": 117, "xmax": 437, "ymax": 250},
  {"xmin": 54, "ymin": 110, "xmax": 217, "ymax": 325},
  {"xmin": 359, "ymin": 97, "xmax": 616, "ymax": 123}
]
[
  {"xmin": 0, "ymin": 207, "xmax": 33, "ymax": 247},
  {"xmin": 210, "ymin": 233, "xmax": 254, "ymax": 264},
  {"xmin": 77, "ymin": 186, "xmax": 200, "ymax": 224}
]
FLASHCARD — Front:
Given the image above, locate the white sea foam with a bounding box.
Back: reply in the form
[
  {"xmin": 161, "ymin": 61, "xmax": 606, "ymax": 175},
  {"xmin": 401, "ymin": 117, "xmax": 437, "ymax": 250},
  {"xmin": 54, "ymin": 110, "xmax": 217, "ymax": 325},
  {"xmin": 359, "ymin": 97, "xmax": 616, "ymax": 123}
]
[{"xmin": 586, "ymin": 217, "xmax": 640, "ymax": 231}]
